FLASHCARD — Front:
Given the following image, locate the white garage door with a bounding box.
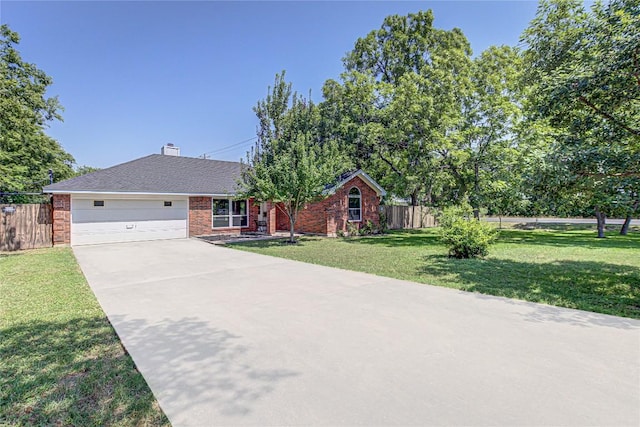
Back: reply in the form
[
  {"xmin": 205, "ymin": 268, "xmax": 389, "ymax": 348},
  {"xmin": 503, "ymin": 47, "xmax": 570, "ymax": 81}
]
[{"xmin": 71, "ymin": 197, "xmax": 188, "ymax": 246}]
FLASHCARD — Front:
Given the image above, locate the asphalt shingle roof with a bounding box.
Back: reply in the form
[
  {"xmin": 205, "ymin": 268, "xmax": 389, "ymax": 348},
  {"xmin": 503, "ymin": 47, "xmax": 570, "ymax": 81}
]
[{"xmin": 43, "ymin": 154, "xmax": 245, "ymax": 195}]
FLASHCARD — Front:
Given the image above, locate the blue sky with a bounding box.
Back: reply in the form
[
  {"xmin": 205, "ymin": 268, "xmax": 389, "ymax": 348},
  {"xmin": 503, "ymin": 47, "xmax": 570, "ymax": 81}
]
[{"xmin": 2, "ymin": 1, "xmax": 540, "ymax": 168}]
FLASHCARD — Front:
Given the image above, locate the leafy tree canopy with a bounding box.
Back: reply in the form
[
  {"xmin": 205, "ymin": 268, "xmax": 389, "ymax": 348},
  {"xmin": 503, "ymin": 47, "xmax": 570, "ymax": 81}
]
[
  {"xmin": 242, "ymin": 72, "xmax": 347, "ymax": 243},
  {"xmin": 522, "ymin": 0, "xmax": 640, "ymax": 236},
  {"xmin": 322, "ymin": 10, "xmax": 474, "ymax": 206},
  {"xmin": 74, "ymin": 165, "xmax": 100, "ymax": 176},
  {"xmin": 322, "ymin": 10, "xmax": 530, "ymax": 218},
  {"xmin": 0, "ymin": 24, "xmax": 74, "ymax": 194}
]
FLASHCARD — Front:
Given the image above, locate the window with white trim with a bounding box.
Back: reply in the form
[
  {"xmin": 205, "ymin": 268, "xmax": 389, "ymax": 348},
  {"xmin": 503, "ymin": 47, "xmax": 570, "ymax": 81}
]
[
  {"xmin": 348, "ymin": 187, "xmax": 361, "ymax": 221},
  {"xmin": 212, "ymin": 198, "xmax": 248, "ymax": 228}
]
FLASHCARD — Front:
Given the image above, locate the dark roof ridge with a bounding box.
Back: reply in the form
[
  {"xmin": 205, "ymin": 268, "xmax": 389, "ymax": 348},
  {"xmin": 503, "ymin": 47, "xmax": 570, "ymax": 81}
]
[
  {"xmin": 146, "ymin": 154, "xmax": 244, "ymax": 166},
  {"xmin": 44, "ymin": 153, "xmax": 246, "ymax": 194}
]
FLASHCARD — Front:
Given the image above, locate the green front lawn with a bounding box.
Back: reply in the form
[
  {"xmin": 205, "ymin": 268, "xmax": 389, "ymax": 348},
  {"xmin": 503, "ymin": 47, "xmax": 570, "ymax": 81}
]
[
  {"xmin": 0, "ymin": 248, "xmax": 169, "ymax": 426},
  {"xmin": 229, "ymin": 228, "xmax": 640, "ymax": 319}
]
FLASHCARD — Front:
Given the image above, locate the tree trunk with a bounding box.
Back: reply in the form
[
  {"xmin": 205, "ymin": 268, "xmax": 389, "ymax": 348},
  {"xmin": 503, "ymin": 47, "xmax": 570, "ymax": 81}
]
[
  {"xmin": 594, "ymin": 206, "xmax": 606, "ymax": 238},
  {"xmin": 286, "ymin": 209, "xmax": 297, "ymax": 243},
  {"xmin": 410, "ymin": 191, "xmax": 418, "ymax": 229},
  {"xmin": 620, "ymin": 215, "xmax": 632, "ymax": 235},
  {"xmin": 289, "ymin": 221, "xmax": 296, "ymax": 243},
  {"xmin": 473, "ymin": 164, "xmax": 480, "ymax": 219},
  {"xmin": 412, "ymin": 204, "xmax": 416, "ymax": 229},
  {"xmin": 425, "ymin": 184, "xmax": 433, "ymax": 206},
  {"xmin": 499, "ymin": 215, "xmax": 502, "ymax": 230},
  {"xmin": 620, "ymin": 200, "xmax": 638, "ymax": 236}
]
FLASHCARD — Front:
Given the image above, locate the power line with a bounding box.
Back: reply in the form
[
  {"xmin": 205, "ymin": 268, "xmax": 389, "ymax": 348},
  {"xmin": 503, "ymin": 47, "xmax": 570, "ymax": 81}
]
[
  {"xmin": 207, "ymin": 136, "xmax": 256, "ymax": 154},
  {"xmin": 200, "ymin": 136, "xmax": 257, "ymax": 158},
  {"xmin": 4, "ymin": 175, "xmax": 51, "ymax": 189}
]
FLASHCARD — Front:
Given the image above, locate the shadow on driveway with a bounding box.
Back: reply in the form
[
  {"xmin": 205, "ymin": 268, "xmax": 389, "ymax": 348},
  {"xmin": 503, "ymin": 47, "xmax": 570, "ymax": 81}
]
[{"xmin": 108, "ymin": 315, "xmax": 299, "ymax": 422}]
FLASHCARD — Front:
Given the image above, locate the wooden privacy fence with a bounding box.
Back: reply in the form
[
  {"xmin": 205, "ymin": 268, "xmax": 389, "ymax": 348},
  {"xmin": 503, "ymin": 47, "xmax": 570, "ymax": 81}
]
[
  {"xmin": 384, "ymin": 205, "xmax": 437, "ymax": 229},
  {"xmin": 1, "ymin": 204, "xmax": 52, "ymax": 251}
]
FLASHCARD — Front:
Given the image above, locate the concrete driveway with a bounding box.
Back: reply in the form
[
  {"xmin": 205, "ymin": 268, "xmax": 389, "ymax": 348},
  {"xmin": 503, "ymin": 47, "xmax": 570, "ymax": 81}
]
[{"xmin": 74, "ymin": 238, "xmax": 640, "ymax": 426}]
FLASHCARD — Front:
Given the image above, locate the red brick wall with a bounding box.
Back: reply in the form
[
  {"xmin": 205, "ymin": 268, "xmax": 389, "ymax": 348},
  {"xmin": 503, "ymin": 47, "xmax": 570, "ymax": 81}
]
[
  {"xmin": 52, "ymin": 194, "xmax": 71, "ymax": 246},
  {"xmin": 275, "ymin": 205, "xmax": 289, "ymax": 231},
  {"xmin": 247, "ymin": 199, "xmax": 259, "ymax": 232},
  {"xmin": 276, "ymin": 176, "xmax": 381, "ymax": 236},
  {"xmin": 295, "ymin": 202, "xmax": 329, "ymax": 235},
  {"xmin": 326, "ymin": 176, "xmax": 381, "ymax": 236},
  {"xmin": 188, "ymin": 197, "xmax": 212, "ymax": 236},
  {"xmin": 188, "ymin": 197, "xmax": 258, "ymax": 236}
]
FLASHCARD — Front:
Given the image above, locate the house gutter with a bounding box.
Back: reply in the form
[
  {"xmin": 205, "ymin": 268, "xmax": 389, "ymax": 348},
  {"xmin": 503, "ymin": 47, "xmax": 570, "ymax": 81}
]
[{"xmin": 43, "ymin": 190, "xmax": 237, "ymax": 197}]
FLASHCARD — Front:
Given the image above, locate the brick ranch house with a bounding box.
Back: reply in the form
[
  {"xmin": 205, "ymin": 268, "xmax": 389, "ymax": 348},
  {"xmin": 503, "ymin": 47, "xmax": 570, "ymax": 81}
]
[{"xmin": 43, "ymin": 145, "xmax": 386, "ymax": 246}]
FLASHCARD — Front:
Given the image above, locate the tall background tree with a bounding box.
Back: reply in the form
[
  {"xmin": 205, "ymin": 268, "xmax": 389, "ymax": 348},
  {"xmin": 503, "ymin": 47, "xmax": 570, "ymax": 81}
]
[
  {"xmin": 0, "ymin": 25, "xmax": 74, "ymax": 199},
  {"xmin": 242, "ymin": 72, "xmax": 346, "ymax": 243},
  {"xmin": 322, "ymin": 10, "xmax": 474, "ymax": 207},
  {"xmin": 522, "ymin": 0, "xmax": 640, "ymax": 236},
  {"xmin": 321, "ymin": 10, "xmax": 528, "ymax": 221},
  {"xmin": 452, "ymin": 45, "xmax": 524, "ymax": 218},
  {"xmin": 74, "ymin": 165, "xmax": 100, "ymax": 177}
]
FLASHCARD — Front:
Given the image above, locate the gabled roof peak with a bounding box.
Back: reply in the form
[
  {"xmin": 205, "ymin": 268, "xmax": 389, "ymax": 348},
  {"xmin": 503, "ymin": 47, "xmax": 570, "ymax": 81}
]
[{"xmin": 326, "ymin": 169, "xmax": 386, "ymax": 197}]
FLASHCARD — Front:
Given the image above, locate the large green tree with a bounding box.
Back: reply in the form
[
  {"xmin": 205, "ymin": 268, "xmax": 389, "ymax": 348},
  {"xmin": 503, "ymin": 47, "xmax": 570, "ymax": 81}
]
[
  {"xmin": 74, "ymin": 165, "xmax": 100, "ymax": 177},
  {"xmin": 522, "ymin": 0, "xmax": 640, "ymax": 236},
  {"xmin": 0, "ymin": 25, "xmax": 74, "ymax": 196},
  {"xmin": 242, "ymin": 72, "xmax": 346, "ymax": 243},
  {"xmin": 451, "ymin": 45, "xmax": 525, "ymax": 218},
  {"xmin": 322, "ymin": 10, "xmax": 474, "ymax": 206},
  {"xmin": 322, "ymin": 11, "xmax": 528, "ymax": 218}
]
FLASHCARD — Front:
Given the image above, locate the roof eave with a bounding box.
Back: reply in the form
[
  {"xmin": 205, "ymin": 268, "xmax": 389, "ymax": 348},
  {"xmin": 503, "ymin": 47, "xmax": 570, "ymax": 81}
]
[
  {"xmin": 325, "ymin": 170, "xmax": 387, "ymax": 197},
  {"xmin": 44, "ymin": 190, "xmax": 238, "ymax": 197}
]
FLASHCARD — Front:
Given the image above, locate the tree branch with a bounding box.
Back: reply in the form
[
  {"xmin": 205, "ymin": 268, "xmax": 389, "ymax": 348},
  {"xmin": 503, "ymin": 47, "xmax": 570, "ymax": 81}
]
[
  {"xmin": 577, "ymin": 95, "xmax": 640, "ymax": 136},
  {"xmin": 633, "ymin": 47, "xmax": 640, "ymax": 88},
  {"xmin": 275, "ymin": 202, "xmax": 289, "ymax": 217},
  {"xmin": 378, "ymin": 147, "xmax": 403, "ymax": 177}
]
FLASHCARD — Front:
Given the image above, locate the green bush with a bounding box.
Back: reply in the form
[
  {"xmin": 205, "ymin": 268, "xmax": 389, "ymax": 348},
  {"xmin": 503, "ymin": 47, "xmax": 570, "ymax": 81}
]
[
  {"xmin": 346, "ymin": 222, "xmax": 360, "ymax": 236},
  {"xmin": 438, "ymin": 205, "xmax": 498, "ymax": 258},
  {"xmin": 378, "ymin": 211, "xmax": 389, "ymax": 233},
  {"xmin": 360, "ymin": 220, "xmax": 376, "ymax": 235},
  {"xmin": 343, "ymin": 220, "xmax": 380, "ymax": 237}
]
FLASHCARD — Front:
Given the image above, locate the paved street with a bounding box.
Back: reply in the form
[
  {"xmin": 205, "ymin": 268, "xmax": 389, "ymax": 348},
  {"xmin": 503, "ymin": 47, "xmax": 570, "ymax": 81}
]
[{"xmin": 483, "ymin": 216, "xmax": 639, "ymax": 225}]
